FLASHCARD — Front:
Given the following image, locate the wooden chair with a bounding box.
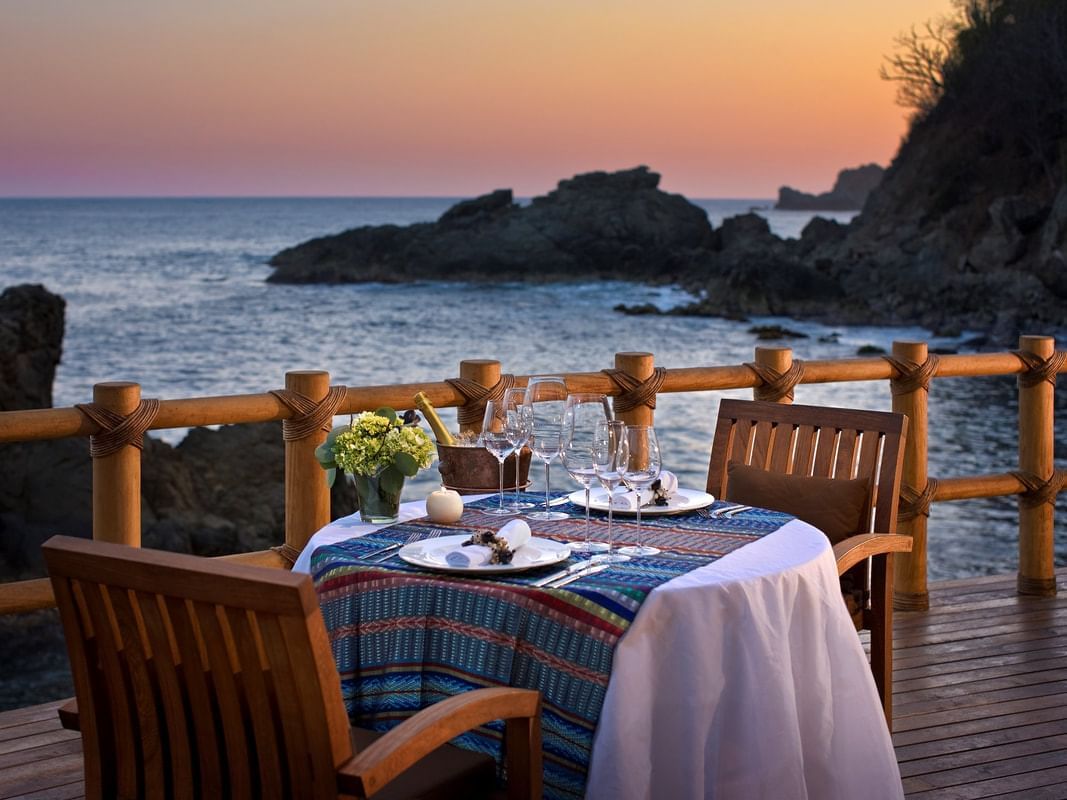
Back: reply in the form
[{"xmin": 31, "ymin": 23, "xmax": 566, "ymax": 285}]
[
  {"xmin": 43, "ymin": 535, "xmax": 542, "ymax": 800},
  {"xmin": 706, "ymin": 399, "xmax": 912, "ymax": 729}
]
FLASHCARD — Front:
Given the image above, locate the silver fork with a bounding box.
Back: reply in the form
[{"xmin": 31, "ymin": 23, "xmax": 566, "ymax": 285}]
[{"xmin": 368, "ymin": 529, "xmax": 443, "ymax": 562}]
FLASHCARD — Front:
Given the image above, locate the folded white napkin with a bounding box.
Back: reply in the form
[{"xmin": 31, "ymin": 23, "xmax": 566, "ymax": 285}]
[
  {"xmin": 445, "ymin": 519, "xmax": 532, "ymax": 567},
  {"xmin": 608, "ymin": 471, "xmax": 679, "ymax": 510}
]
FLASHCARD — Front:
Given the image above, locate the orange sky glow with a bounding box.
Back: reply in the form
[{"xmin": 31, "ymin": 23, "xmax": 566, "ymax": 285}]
[{"xmin": 0, "ymin": 0, "xmax": 949, "ymax": 198}]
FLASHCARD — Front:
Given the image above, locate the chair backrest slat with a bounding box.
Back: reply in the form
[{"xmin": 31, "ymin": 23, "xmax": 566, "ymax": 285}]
[
  {"xmin": 707, "ymin": 400, "xmax": 909, "ymax": 536},
  {"xmin": 835, "ymin": 428, "xmax": 859, "ymax": 478},
  {"xmin": 135, "ymin": 590, "xmax": 195, "ymax": 800},
  {"xmin": 163, "ymin": 595, "xmax": 225, "ymax": 795},
  {"xmin": 107, "ymin": 586, "xmax": 167, "ymax": 800},
  {"xmin": 78, "ymin": 579, "xmax": 141, "ymax": 797},
  {"xmin": 258, "ymin": 612, "xmax": 315, "ymax": 797},
  {"xmin": 225, "ymin": 607, "xmax": 286, "ymax": 800},
  {"xmin": 792, "ymin": 424, "xmax": 817, "ymax": 474},
  {"xmin": 43, "ymin": 536, "xmax": 355, "ymax": 800}
]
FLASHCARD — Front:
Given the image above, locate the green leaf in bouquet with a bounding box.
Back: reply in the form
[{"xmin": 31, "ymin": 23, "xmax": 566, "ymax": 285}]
[
  {"xmin": 379, "ymin": 465, "xmax": 405, "ymax": 495},
  {"xmin": 324, "ymin": 467, "xmax": 337, "ymax": 488},
  {"xmin": 393, "ymin": 451, "xmax": 419, "ymax": 477},
  {"xmin": 314, "ymin": 442, "xmax": 336, "ymax": 468},
  {"xmin": 375, "ymin": 407, "xmax": 398, "ymax": 425},
  {"xmin": 325, "ymin": 425, "xmax": 347, "ymax": 448}
]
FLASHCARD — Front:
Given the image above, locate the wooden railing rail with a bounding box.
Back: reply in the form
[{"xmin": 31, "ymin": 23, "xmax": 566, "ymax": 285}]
[
  {"xmin": 1, "ymin": 353, "xmax": 1051, "ymax": 446},
  {"xmin": 0, "ymin": 341, "xmax": 1063, "ymax": 617}
]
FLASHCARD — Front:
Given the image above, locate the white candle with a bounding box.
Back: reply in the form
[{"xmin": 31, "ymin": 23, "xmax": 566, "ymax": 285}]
[{"xmin": 426, "ymin": 486, "xmax": 464, "ymax": 523}]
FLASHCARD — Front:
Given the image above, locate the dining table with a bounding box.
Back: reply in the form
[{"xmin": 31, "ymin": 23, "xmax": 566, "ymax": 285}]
[{"xmin": 294, "ymin": 491, "xmax": 905, "ymax": 800}]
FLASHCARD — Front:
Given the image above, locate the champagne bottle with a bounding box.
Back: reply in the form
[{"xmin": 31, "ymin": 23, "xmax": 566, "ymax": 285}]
[{"xmin": 413, "ymin": 392, "xmax": 456, "ymax": 446}]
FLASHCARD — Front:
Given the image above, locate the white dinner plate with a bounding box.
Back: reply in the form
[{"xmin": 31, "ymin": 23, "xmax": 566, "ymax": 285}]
[
  {"xmin": 398, "ymin": 534, "xmax": 571, "ymax": 574},
  {"xmin": 567, "ymin": 488, "xmax": 716, "ymax": 516}
]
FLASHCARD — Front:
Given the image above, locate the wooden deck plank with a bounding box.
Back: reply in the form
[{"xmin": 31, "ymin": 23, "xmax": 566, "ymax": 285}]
[
  {"xmin": 897, "ymin": 733, "xmax": 1067, "ymax": 779},
  {"xmin": 895, "ymin": 680, "xmax": 1067, "ymax": 718},
  {"xmin": 18, "ymin": 783, "xmax": 85, "ymax": 800}
]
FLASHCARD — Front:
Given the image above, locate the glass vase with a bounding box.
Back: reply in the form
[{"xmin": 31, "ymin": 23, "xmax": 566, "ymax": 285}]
[{"xmin": 351, "ymin": 472, "xmax": 402, "ymax": 524}]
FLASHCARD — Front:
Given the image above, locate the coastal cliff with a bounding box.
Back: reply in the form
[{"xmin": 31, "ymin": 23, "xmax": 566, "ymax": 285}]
[{"xmin": 268, "ymin": 1, "xmax": 1067, "ymax": 343}]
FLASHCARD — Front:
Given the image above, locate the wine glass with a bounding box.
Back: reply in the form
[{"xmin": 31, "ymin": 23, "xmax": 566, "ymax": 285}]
[
  {"xmin": 617, "ymin": 425, "xmax": 662, "ymax": 556},
  {"xmin": 592, "ymin": 419, "xmax": 630, "ymax": 564},
  {"xmin": 480, "ymin": 399, "xmax": 517, "ymax": 516},
  {"xmin": 524, "ymin": 377, "xmax": 569, "ymax": 521},
  {"xmin": 560, "ymin": 393, "xmax": 612, "ymax": 553},
  {"xmin": 502, "ymin": 388, "xmax": 535, "ymax": 510}
]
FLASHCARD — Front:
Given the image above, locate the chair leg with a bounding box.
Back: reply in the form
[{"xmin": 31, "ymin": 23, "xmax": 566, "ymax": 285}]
[
  {"xmin": 869, "ymin": 553, "xmax": 894, "ymax": 731},
  {"xmin": 505, "ymin": 712, "xmax": 543, "ymax": 800}
]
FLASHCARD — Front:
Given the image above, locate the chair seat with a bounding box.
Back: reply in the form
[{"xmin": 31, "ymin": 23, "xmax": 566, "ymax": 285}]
[{"xmin": 349, "ymin": 727, "xmax": 497, "ymax": 800}]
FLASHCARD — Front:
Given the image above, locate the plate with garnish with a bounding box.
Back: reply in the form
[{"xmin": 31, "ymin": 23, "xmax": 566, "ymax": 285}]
[
  {"xmin": 399, "ymin": 533, "xmax": 571, "ymax": 574},
  {"xmin": 568, "ymin": 488, "xmax": 715, "ymax": 516}
]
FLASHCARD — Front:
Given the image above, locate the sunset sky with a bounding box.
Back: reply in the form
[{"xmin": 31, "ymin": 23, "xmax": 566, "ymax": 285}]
[{"xmin": 1, "ymin": 0, "xmax": 947, "ymax": 198}]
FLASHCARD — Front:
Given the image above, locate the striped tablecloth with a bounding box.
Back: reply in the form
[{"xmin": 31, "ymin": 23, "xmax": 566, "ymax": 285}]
[{"xmin": 312, "ymin": 496, "xmax": 795, "ymax": 799}]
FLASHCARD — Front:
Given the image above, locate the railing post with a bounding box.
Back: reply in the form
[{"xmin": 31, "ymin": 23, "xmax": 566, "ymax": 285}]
[
  {"xmin": 753, "ymin": 346, "xmax": 794, "ymax": 404},
  {"xmin": 891, "ymin": 341, "xmax": 930, "ymax": 611},
  {"xmin": 1017, "ymin": 335, "xmax": 1057, "ymax": 596},
  {"xmin": 92, "ymin": 381, "xmax": 142, "ymax": 546},
  {"xmin": 284, "ymin": 370, "xmax": 331, "ymax": 558},
  {"xmin": 459, "ymin": 359, "xmax": 501, "ymax": 435},
  {"xmin": 614, "ymin": 352, "xmax": 656, "ymax": 426}
]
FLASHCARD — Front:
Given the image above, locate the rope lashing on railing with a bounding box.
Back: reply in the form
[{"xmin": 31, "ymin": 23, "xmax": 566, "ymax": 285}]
[
  {"xmin": 269, "ymin": 385, "xmax": 348, "ymax": 441},
  {"xmin": 74, "ymin": 399, "xmax": 161, "ymax": 458},
  {"xmin": 1012, "ymin": 350, "xmax": 1067, "ymax": 388},
  {"xmin": 272, "ymin": 542, "xmax": 303, "ymax": 567},
  {"xmin": 883, "ymin": 354, "xmax": 940, "ymax": 395},
  {"xmin": 444, "ymin": 374, "xmax": 516, "ymax": 426},
  {"xmin": 897, "ymin": 478, "xmax": 940, "ymax": 523},
  {"xmin": 1009, "ymin": 469, "xmax": 1067, "ymax": 508},
  {"xmin": 601, "ymin": 367, "xmax": 667, "ymax": 412},
  {"xmin": 743, "ymin": 360, "xmax": 805, "ymax": 402}
]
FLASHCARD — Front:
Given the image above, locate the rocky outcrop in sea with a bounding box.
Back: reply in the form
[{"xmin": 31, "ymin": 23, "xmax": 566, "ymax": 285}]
[
  {"xmin": 268, "ymin": 166, "xmax": 714, "ymax": 284},
  {"xmin": 0, "ymin": 284, "xmax": 357, "ymax": 581},
  {"xmin": 775, "ymin": 164, "xmax": 885, "ymax": 211}
]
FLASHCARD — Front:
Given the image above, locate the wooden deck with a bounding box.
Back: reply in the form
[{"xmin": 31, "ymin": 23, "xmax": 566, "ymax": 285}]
[
  {"xmin": 0, "ymin": 571, "xmax": 1063, "ymax": 799},
  {"xmin": 891, "ymin": 569, "xmax": 1067, "ymax": 799}
]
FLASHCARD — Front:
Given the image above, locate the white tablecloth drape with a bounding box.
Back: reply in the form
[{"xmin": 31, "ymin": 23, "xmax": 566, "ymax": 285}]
[{"xmin": 296, "ymin": 497, "xmax": 904, "ymax": 800}]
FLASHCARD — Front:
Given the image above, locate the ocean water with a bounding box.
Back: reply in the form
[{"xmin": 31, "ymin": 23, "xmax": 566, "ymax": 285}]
[{"xmin": 0, "ymin": 197, "xmax": 1063, "ymax": 581}]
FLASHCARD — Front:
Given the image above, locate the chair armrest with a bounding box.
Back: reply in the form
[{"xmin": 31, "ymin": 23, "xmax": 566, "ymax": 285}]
[
  {"xmin": 833, "ymin": 533, "xmax": 913, "ymax": 575},
  {"xmin": 58, "ymin": 697, "xmax": 80, "ymax": 731},
  {"xmin": 337, "ymin": 687, "xmax": 541, "ymax": 799}
]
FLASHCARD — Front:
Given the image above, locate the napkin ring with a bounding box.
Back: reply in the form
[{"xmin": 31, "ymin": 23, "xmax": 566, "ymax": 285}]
[{"xmin": 463, "ymin": 531, "xmax": 515, "ymax": 564}]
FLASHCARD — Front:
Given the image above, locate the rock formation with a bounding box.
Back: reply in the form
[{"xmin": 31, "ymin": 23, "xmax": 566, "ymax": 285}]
[
  {"xmin": 268, "ymin": 166, "xmax": 715, "ymax": 284},
  {"xmin": 0, "ymin": 285, "xmax": 357, "ymax": 579},
  {"xmin": 775, "ymin": 164, "xmax": 885, "ymax": 211},
  {"xmin": 0, "ymin": 285, "xmax": 65, "ymax": 412},
  {"xmin": 266, "ymin": 4, "xmax": 1067, "ymax": 344}
]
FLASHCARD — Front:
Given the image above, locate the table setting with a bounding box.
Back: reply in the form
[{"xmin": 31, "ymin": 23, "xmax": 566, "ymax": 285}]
[{"xmin": 298, "ymin": 381, "xmax": 905, "ymax": 800}]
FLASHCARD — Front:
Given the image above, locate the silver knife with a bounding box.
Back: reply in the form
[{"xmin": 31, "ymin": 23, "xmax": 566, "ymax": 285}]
[
  {"xmin": 550, "ymin": 563, "xmax": 610, "ymax": 588},
  {"xmin": 724, "ymin": 505, "xmax": 753, "ymax": 518},
  {"xmin": 363, "ymin": 542, "xmax": 404, "ymax": 559},
  {"xmin": 532, "ymin": 558, "xmax": 597, "ymax": 588}
]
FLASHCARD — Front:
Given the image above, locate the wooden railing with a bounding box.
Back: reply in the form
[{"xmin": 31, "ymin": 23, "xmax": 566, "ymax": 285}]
[{"xmin": 0, "ymin": 338, "xmax": 1063, "ymax": 616}]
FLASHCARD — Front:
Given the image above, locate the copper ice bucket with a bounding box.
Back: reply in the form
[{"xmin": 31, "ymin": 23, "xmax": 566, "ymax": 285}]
[{"xmin": 437, "ymin": 443, "xmax": 532, "ymax": 495}]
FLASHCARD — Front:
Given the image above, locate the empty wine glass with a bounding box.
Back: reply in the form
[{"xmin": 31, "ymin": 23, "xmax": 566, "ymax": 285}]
[
  {"xmin": 524, "ymin": 377, "xmax": 569, "ymax": 521},
  {"xmin": 502, "ymin": 387, "xmax": 534, "ymax": 510},
  {"xmin": 617, "ymin": 425, "xmax": 662, "ymax": 557},
  {"xmin": 593, "ymin": 419, "xmax": 630, "ymax": 564},
  {"xmin": 560, "ymin": 393, "xmax": 612, "ymax": 553},
  {"xmin": 480, "ymin": 399, "xmax": 517, "ymax": 516}
]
